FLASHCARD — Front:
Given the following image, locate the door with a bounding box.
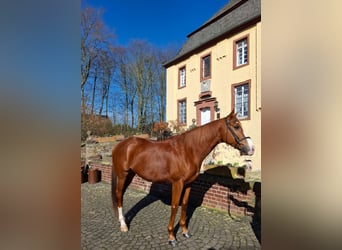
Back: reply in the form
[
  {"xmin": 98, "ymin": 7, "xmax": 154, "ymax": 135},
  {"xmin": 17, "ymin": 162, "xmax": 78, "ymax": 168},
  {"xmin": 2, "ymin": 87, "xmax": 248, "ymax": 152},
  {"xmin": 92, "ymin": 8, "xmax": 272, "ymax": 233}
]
[{"xmin": 201, "ymin": 107, "xmax": 211, "ymax": 125}]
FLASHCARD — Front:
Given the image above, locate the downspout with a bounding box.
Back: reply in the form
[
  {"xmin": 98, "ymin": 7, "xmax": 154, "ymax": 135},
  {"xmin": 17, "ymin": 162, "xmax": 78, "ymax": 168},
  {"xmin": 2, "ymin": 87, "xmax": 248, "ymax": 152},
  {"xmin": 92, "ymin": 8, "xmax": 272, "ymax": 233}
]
[
  {"xmin": 255, "ymin": 24, "xmax": 258, "ymax": 112},
  {"xmin": 255, "ymin": 22, "xmax": 261, "ymax": 112}
]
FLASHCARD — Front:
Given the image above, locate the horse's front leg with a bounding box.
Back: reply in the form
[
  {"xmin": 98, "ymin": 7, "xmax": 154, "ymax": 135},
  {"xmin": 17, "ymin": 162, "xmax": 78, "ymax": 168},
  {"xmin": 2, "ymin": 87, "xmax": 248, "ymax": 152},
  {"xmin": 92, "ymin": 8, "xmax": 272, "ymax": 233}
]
[
  {"xmin": 179, "ymin": 185, "xmax": 192, "ymax": 238},
  {"xmin": 167, "ymin": 181, "xmax": 183, "ymax": 246}
]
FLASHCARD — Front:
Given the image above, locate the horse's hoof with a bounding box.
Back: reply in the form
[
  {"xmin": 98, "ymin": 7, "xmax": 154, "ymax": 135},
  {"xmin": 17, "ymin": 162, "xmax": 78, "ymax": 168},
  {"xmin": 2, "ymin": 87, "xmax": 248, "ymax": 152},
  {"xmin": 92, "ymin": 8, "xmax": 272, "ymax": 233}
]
[
  {"xmin": 120, "ymin": 226, "xmax": 128, "ymax": 232},
  {"xmin": 168, "ymin": 239, "xmax": 178, "ymax": 246},
  {"xmin": 183, "ymin": 232, "xmax": 192, "ymax": 238}
]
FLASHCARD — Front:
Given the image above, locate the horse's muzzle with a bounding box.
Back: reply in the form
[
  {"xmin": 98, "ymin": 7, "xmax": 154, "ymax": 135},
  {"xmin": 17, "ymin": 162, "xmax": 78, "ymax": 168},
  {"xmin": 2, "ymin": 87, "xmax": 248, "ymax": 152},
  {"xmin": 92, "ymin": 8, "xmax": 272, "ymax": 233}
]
[{"xmin": 240, "ymin": 144, "xmax": 255, "ymax": 156}]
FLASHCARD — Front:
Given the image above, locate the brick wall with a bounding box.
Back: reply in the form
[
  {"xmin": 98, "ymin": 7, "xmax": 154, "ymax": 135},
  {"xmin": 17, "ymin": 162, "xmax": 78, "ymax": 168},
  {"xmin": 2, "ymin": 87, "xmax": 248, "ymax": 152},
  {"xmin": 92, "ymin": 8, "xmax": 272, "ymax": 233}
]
[
  {"xmin": 91, "ymin": 164, "xmax": 112, "ymax": 183},
  {"xmin": 87, "ymin": 163, "xmax": 260, "ymax": 219}
]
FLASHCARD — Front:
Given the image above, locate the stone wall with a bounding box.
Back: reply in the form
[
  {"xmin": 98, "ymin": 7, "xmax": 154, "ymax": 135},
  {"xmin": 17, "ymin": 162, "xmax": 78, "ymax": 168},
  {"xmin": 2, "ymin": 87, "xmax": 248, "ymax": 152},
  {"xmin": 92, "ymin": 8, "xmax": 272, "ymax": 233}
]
[{"xmin": 82, "ymin": 134, "xmax": 124, "ymax": 166}]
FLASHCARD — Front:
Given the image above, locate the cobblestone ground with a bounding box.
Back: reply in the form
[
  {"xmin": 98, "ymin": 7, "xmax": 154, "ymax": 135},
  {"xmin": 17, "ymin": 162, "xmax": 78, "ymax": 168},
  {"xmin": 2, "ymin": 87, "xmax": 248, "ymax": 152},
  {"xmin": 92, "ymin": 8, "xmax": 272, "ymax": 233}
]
[{"xmin": 81, "ymin": 182, "xmax": 261, "ymax": 250}]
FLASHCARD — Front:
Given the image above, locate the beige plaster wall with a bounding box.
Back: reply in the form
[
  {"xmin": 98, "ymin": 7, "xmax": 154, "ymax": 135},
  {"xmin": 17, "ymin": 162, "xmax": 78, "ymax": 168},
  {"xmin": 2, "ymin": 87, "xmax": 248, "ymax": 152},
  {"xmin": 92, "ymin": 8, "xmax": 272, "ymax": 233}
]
[{"xmin": 166, "ymin": 22, "xmax": 261, "ymax": 171}]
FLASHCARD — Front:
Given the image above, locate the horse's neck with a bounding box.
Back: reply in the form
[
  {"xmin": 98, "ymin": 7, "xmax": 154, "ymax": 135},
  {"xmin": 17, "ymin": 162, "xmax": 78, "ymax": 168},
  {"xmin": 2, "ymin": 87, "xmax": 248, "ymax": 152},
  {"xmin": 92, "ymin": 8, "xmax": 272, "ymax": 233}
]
[{"xmin": 184, "ymin": 120, "xmax": 223, "ymax": 165}]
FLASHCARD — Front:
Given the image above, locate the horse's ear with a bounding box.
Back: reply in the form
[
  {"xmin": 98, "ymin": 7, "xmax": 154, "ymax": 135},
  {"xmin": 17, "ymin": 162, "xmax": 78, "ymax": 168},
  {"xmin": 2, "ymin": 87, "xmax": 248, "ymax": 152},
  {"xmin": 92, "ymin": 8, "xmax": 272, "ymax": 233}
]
[{"xmin": 227, "ymin": 109, "xmax": 235, "ymax": 118}]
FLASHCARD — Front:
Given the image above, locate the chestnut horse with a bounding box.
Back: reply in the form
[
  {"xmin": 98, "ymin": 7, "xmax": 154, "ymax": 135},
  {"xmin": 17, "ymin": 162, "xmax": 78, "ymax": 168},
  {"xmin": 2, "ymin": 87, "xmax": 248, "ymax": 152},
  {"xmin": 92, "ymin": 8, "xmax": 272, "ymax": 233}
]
[{"xmin": 111, "ymin": 110, "xmax": 255, "ymax": 245}]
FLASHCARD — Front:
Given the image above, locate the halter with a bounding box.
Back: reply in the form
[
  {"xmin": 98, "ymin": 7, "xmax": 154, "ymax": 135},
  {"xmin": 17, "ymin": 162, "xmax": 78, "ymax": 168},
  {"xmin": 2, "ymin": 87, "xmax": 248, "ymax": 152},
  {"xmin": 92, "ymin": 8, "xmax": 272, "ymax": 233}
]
[{"xmin": 225, "ymin": 118, "xmax": 251, "ymax": 146}]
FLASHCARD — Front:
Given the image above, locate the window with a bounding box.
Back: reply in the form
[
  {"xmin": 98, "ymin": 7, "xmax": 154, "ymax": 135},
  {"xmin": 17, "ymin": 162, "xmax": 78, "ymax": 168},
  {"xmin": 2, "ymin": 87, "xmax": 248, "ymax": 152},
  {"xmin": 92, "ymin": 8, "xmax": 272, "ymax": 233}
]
[
  {"xmin": 232, "ymin": 81, "xmax": 250, "ymax": 120},
  {"xmin": 179, "ymin": 66, "xmax": 186, "ymax": 88},
  {"xmin": 178, "ymin": 99, "xmax": 187, "ymax": 124},
  {"xmin": 201, "ymin": 54, "xmax": 211, "ymax": 80},
  {"xmin": 233, "ymin": 36, "xmax": 249, "ymax": 69}
]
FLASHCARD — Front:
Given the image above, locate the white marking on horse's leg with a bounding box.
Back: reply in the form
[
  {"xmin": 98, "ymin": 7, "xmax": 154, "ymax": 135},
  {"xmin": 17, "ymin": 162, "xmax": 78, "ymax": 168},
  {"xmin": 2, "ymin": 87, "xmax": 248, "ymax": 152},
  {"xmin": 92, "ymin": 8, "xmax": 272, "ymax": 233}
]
[
  {"xmin": 118, "ymin": 207, "xmax": 128, "ymax": 232},
  {"xmin": 246, "ymin": 138, "xmax": 255, "ymax": 155}
]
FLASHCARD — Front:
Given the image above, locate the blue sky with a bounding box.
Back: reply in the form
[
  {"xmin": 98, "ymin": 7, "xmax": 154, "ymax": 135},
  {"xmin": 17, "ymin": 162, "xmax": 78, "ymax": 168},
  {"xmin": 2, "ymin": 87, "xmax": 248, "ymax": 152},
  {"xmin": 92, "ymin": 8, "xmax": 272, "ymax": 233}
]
[{"xmin": 84, "ymin": 0, "xmax": 230, "ymax": 48}]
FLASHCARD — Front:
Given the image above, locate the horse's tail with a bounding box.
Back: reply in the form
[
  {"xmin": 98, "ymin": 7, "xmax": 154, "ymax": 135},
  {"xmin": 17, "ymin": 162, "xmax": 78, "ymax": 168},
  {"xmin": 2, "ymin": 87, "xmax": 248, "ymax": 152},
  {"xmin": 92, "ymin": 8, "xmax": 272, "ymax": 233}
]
[{"xmin": 111, "ymin": 165, "xmax": 119, "ymax": 220}]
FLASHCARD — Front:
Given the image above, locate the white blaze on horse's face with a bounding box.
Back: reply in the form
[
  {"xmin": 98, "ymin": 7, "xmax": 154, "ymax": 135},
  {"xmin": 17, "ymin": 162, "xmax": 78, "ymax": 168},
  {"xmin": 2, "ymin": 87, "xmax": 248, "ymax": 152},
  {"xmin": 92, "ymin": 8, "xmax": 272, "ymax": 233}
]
[{"xmin": 246, "ymin": 137, "xmax": 255, "ymax": 156}]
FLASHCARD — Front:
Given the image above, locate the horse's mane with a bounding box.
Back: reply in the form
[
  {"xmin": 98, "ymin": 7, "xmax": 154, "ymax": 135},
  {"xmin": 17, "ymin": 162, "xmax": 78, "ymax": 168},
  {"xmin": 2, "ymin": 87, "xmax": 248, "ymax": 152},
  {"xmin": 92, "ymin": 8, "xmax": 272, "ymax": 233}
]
[{"xmin": 160, "ymin": 118, "xmax": 222, "ymax": 145}]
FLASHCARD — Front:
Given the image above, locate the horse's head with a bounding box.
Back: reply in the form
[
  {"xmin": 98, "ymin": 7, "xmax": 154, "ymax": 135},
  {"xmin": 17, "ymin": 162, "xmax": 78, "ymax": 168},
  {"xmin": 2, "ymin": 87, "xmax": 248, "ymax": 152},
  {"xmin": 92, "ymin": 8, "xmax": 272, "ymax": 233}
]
[{"xmin": 223, "ymin": 110, "xmax": 255, "ymax": 156}]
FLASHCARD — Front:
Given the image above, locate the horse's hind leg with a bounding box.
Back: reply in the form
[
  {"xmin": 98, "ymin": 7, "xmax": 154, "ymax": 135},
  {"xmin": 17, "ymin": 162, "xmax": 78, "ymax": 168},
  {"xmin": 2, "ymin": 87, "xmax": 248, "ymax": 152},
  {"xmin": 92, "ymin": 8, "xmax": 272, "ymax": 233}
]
[
  {"xmin": 115, "ymin": 174, "xmax": 129, "ymax": 232},
  {"xmin": 122, "ymin": 170, "xmax": 136, "ymax": 197},
  {"xmin": 115, "ymin": 170, "xmax": 136, "ymax": 232}
]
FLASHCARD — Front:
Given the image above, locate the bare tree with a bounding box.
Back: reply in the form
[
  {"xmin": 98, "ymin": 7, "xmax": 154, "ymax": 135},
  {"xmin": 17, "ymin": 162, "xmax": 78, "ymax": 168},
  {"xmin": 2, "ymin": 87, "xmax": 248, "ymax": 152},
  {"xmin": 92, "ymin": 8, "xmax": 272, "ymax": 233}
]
[
  {"xmin": 112, "ymin": 40, "xmax": 178, "ymax": 134},
  {"xmin": 98, "ymin": 46, "xmax": 116, "ymax": 116},
  {"xmin": 81, "ymin": 4, "xmax": 118, "ymax": 140},
  {"xmin": 81, "ymin": 3, "xmax": 180, "ymax": 138},
  {"xmin": 81, "ymin": 6, "xmax": 115, "ymax": 114},
  {"xmin": 125, "ymin": 40, "xmax": 155, "ymax": 132},
  {"xmin": 81, "ymin": 6, "xmax": 99, "ymax": 112},
  {"xmin": 90, "ymin": 66, "xmax": 98, "ymax": 114},
  {"xmin": 115, "ymin": 46, "xmax": 137, "ymax": 129}
]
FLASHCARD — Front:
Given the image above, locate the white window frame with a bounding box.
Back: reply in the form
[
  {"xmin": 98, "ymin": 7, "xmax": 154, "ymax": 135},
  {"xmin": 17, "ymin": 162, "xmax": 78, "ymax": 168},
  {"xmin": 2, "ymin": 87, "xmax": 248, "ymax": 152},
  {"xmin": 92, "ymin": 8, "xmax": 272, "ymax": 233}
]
[
  {"xmin": 236, "ymin": 38, "xmax": 248, "ymax": 66},
  {"xmin": 201, "ymin": 54, "xmax": 211, "ymax": 80},
  {"xmin": 178, "ymin": 99, "xmax": 187, "ymax": 124},
  {"xmin": 179, "ymin": 66, "xmax": 186, "ymax": 88},
  {"xmin": 233, "ymin": 82, "xmax": 250, "ymax": 120}
]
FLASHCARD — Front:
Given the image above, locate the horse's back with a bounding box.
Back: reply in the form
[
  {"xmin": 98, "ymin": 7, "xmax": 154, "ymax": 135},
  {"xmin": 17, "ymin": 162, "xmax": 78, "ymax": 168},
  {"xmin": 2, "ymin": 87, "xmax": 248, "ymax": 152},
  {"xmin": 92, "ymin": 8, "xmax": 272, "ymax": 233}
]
[
  {"xmin": 112, "ymin": 136, "xmax": 150, "ymax": 165},
  {"xmin": 114, "ymin": 136, "xmax": 151, "ymax": 151}
]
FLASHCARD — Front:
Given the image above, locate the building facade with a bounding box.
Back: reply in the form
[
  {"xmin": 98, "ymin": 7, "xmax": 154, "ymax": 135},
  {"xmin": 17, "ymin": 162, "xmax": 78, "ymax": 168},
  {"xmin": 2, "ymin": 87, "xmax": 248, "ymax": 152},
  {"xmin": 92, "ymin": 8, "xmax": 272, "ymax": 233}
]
[{"xmin": 164, "ymin": 0, "xmax": 261, "ymax": 171}]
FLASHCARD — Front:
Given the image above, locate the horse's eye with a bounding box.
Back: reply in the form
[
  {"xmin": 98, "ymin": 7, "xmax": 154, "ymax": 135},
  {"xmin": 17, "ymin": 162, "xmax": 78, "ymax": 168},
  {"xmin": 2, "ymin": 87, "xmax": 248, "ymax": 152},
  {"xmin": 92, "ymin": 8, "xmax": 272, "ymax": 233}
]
[{"xmin": 234, "ymin": 124, "xmax": 240, "ymax": 129}]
